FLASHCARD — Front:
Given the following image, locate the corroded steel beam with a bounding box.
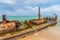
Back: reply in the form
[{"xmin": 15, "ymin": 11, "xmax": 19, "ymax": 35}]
[
  {"xmin": 38, "ymin": 7, "xmax": 40, "ymax": 19},
  {"xmin": 2, "ymin": 14, "xmax": 6, "ymax": 23}
]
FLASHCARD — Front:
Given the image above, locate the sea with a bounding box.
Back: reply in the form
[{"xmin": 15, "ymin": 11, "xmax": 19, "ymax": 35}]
[{"xmin": 0, "ymin": 16, "xmax": 60, "ymax": 26}]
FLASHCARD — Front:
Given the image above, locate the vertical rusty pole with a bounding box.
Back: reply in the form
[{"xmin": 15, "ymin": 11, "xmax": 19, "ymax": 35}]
[
  {"xmin": 54, "ymin": 13, "xmax": 57, "ymax": 21},
  {"xmin": 2, "ymin": 14, "xmax": 6, "ymax": 23},
  {"xmin": 38, "ymin": 7, "xmax": 40, "ymax": 19}
]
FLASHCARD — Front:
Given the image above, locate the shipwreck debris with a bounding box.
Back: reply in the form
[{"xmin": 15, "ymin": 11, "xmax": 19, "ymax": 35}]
[
  {"xmin": 29, "ymin": 7, "xmax": 47, "ymax": 25},
  {"xmin": 0, "ymin": 15, "xmax": 21, "ymax": 34},
  {"xmin": 0, "ymin": 7, "xmax": 58, "ymax": 40}
]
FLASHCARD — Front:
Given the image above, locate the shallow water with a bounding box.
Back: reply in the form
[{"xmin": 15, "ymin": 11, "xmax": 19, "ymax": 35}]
[{"xmin": 0, "ymin": 16, "xmax": 60, "ymax": 26}]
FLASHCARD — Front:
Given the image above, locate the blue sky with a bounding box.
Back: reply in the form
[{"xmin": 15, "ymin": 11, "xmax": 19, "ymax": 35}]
[{"xmin": 0, "ymin": 0, "xmax": 60, "ymax": 17}]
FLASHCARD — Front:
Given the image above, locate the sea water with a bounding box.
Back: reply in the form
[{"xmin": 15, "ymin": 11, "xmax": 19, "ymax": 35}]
[
  {"xmin": 0, "ymin": 16, "xmax": 38, "ymax": 23},
  {"xmin": 0, "ymin": 16, "xmax": 60, "ymax": 26}
]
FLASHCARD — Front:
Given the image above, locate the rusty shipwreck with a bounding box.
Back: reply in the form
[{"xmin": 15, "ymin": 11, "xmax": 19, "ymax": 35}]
[{"xmin": 0, "ymin": 7, "xmax": 58, "ymax": 40}]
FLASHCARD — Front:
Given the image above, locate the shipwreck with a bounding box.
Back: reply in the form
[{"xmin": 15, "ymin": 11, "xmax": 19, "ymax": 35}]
[
  {"xmin": 0, "ymin": 15, "xmax": 21, "ymax": 34},
  {"xmin": 29, "ymin": 7, "xmax": 48, "ymax": 25},
  {"xmin": 0, "ymin": 7, "xmax": 58, "ymax": 40}
]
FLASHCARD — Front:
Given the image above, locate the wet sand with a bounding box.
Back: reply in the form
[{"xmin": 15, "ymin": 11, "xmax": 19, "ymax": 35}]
[
  {"xmin": 2, "ymin": 24, "xmax": 60, "ymax": 40},
  {"xmin": 15, "ymin": 25, "xmax": 60, "ymax": 40}
]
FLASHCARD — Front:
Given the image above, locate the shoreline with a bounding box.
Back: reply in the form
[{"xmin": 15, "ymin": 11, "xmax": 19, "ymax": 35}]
[{"xmin": 18, "ymin": 25, "xmax": 60, "ymax": 40}]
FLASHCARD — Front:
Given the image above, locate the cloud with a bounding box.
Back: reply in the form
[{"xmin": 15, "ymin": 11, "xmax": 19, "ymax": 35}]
[
  {"xmin": 23, "ymin": 0, "xmax": 60, "ymax": 7},
  {"xmin": 41, "ymin": 5, "xmax": 60, "ymax": 17},
  {"xmin": 24, "ymin": 0, "xmax": 50, "ymax": 4},
  {"xmin": 0, "ymin": 0, "xmax": 60, "ymax": 17},
  {"xmin": 0, "ymin": 0, "xmax": 16, "ymax": 4},
  {"xmin": 14, "ymin": 5, "xmax": 60, "ymax": 16},
  {"xmin": 0, "ymin": 5, "xmax": 60, "ymax": 16},
  {"xmin": 14, "ymin": 7, "xmax": 38, "ymax": 16},
  {"xmin": 25, "ymin": 6, "xmax": 38, "ymax": 12}
]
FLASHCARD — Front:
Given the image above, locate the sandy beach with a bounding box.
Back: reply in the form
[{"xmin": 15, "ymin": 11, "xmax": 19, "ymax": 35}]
[{"xmin": 7, "ymin": 25, "xmax": 60, "ymax": 40}]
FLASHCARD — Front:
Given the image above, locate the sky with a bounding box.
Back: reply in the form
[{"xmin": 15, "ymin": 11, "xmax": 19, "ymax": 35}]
[{"xmin": 0, "ymin": 0, "xmax": 60, "ymax": 17}]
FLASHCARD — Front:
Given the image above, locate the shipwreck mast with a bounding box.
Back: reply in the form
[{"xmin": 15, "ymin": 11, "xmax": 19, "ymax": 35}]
[
  {"xmin": 2, "ymin": 14, "xmax": 6, "ymax": 23},
  {"xmin": 38, "ymin": 7, "xmax": 40, "ymax": 20},
  {"xmin": 54, "ymin": 13, "xmax": 57, "ymax": 21}
]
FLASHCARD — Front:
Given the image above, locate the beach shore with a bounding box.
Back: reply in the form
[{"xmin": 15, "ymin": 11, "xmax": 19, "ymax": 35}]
[
  {"xmin": 11, "ymin": 25, "xmax": 60, "ymax": 40},
  {"xmin": 0, "ymin": 22, "xmax": 59, "ymax": 40}
]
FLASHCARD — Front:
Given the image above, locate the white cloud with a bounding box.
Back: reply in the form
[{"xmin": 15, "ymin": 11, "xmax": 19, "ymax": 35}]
[
  {"xmin": 0, "ymin": 0, "xmax": 15, "ymax": 4},
  {"xmin": 41, "ymin": 5, "xmax": 60, "ymax": 16},
  {"xmin": 0, "ymin": 4, "xmax": 60, "ymax": 16},
  {"xmin": 13, "ymin": 5, "xmax": 60, "ymax": 16},
  {"xmin": 25, "ymin": 6, "xmax": 38, "ymax": 12},
  {"xmin": 11, "ymin": 7, "xmax": 38, "ymax": 16},
  {"xmin": 24, "ymin": 0, "xmax": 57, "ymax": 5},
  {"xmin": 41, "ymin": 5, "xmax": 60, "ymax": 12}
]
